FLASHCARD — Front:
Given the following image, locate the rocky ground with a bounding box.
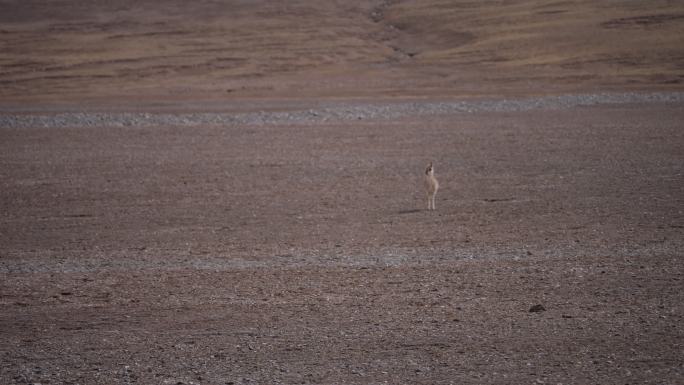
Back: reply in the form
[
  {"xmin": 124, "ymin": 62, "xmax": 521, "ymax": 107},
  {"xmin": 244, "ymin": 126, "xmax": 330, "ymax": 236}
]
[
  {"xmin": 1, "ymin": 0, "xmax": 684, "ymax": 384},
  {"xmin": 1, "ymin": 96, "xmax": 683, "ymax": 384},
  {"xmin": 2, "ymin": 92, "xmax": 684, "ymax": 129}
]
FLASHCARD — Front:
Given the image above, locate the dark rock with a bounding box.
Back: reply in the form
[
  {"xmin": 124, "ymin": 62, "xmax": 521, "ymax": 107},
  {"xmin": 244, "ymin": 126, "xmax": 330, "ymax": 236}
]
[{"xmin": 529, "ymin": 304, "xmax": 546, "ymax": 312}]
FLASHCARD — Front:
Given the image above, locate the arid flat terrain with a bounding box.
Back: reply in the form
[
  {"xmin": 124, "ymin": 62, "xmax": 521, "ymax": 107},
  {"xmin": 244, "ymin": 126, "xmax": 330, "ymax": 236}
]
[{"xmin": 1, "ymin": 1, "xmax": 683, "ymax": 384}]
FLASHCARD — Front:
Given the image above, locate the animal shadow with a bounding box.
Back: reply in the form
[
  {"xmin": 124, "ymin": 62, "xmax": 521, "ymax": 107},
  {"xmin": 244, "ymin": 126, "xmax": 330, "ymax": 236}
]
[{"xmin": 397, "ymin": 209, "xmax": 423, "ymax": 215}]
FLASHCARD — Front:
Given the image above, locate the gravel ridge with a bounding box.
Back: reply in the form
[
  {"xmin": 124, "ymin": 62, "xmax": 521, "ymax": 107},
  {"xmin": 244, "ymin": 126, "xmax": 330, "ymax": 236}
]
[{"xmin": 1, "ymin": 91, "xmax": 683, "ymax": 128}]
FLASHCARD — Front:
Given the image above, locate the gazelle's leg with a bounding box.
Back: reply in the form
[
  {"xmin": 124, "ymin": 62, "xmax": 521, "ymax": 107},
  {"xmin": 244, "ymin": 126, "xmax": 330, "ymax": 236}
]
[
  {"xmin": 427, "ymin": 193, "xmax": 431, "ymax": 210},
  {"xmin": 431, "ymin": 195, "xmax": 436, "ymax": 210}
]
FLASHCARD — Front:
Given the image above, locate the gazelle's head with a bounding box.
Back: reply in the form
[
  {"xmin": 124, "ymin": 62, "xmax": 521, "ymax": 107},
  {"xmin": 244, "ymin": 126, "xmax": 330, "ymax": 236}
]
[{"xmin": 425, "ymin": 162, "xmax": 434, "ymax": 175}]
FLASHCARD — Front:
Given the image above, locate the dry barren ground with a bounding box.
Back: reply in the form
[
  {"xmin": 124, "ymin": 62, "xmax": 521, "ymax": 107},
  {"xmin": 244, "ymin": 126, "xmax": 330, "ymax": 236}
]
[
  {"xmin": 1, "ymin": 1, "xmax": 684, "ymax": 384},
  {"xmin": 1, "ymin": 101, "xmax": 683, "ymax": 384}
]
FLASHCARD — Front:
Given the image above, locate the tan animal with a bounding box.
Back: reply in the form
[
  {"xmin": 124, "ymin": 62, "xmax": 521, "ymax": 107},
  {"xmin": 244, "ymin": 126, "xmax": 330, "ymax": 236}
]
[{"xmin": 425, "ymin": 161, "xmax": 439, "ymax": 210}]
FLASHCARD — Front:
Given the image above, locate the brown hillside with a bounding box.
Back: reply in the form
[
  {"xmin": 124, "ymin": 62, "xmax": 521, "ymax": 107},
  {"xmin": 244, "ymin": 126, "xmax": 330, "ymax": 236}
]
[{"xmin": 0, "ymin": 0, "xmax": 682, "ymax": 103}]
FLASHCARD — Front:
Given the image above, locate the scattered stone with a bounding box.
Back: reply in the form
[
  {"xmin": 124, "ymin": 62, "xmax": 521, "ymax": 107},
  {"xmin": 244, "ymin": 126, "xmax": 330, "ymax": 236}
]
[
  {"xmin": 2, "ymin": 92, "xmax": 682, "ymax": 129},
  {"xmin": 529, "ymin": 304, "xmax": 546, "ymax": 312}
]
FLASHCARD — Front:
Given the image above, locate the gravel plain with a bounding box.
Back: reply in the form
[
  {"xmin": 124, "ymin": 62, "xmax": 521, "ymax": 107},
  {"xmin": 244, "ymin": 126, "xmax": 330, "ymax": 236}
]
[
  {"xmin": 1, "ymin": 94, "xmax": 683, "ymax": 384},
  {"xmin": 2, "ymin": 0, "xmax": 684, "ymax": 382}
]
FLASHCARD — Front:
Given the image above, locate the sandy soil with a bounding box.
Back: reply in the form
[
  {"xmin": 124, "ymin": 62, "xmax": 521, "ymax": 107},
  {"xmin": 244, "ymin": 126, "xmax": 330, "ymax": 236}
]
[{"xmin": 1, "ymin": 1, "xmax": 683, "ymax": 384}]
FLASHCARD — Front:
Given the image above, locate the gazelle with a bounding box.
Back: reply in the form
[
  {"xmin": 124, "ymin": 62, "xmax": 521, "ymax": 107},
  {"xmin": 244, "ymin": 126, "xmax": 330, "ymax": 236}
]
[{"xmin": 425, "ymin": 162, "xmax": 439, "ymax": 210}]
